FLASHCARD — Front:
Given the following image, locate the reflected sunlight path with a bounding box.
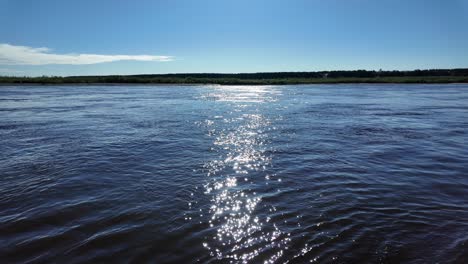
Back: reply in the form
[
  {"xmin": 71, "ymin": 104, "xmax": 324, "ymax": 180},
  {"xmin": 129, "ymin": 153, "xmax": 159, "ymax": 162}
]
[{"xmin": 197, "ymin": 86, "xmax": 290, "ymax": 263}]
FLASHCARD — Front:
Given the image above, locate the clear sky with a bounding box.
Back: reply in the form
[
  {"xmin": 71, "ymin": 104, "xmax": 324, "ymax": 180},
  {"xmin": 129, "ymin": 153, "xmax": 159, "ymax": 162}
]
[{"xmin": 1, "ymin": 0, "xmax": 468, "ymax": 76}]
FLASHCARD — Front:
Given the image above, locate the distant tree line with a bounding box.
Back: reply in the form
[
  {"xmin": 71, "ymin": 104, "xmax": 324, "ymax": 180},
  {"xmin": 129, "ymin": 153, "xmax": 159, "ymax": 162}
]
[
  {"xmin": 1, "ymin": 68, "xmax": 468, "ymax": 85},
  {"xmin": 120, "ymin": 68, "xmax": 468, "ymax": 79}
]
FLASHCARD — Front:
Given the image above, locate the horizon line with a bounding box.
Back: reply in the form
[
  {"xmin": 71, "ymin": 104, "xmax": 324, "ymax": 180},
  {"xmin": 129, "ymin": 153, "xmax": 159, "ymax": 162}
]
[{"xmin": 2, "ymin": 67, "xmax": 468, "ymax": 78}]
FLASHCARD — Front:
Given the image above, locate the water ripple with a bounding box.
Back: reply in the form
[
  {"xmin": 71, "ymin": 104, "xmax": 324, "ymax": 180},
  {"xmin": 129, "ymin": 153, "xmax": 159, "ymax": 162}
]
[
  {"xmin": 0, "ymin": 84, "xmax": 467, "ymax": 263},
  {"xmin": 194, "ymin": 86, "xmax": 292, "ymax": 263}
]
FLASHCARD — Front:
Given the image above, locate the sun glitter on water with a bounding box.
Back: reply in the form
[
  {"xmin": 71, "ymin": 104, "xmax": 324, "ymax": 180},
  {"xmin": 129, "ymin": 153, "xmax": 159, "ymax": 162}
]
[{"xmin": 195, "ymin": 86, "xmax": 291, "ymax": 263}]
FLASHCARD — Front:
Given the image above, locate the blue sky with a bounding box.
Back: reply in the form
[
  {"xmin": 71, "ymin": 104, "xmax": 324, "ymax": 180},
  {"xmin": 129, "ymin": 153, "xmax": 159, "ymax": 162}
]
[{"xmin": 1, "ymin": 0, "xmax": 468, "ymax": 76}]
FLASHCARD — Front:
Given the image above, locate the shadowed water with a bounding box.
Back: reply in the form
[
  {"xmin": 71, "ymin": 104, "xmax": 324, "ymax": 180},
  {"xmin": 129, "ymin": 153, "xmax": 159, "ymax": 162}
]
[{"xmin": 0, "ymin": 84, "xmax": 467, "ymax": 263}]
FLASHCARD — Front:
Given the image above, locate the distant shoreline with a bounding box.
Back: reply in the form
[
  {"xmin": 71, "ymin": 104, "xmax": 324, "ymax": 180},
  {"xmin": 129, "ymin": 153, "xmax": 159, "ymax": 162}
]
[
  {"xmin": 1, "ymin": 69, "xmax": 468, "ymax": 85},
  {"xmin": 1, "ymin": 81, "xmax": 468, "ymax": 87},
  {"xmin": 1, "ymin": 78, "xmax": 467, "ymax": 86}
]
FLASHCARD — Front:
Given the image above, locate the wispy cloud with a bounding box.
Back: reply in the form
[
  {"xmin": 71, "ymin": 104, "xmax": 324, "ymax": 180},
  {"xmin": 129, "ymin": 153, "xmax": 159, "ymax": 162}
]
[{"xmin": 0, "ymin": 43, "xmax": 173, "ymax": 65}]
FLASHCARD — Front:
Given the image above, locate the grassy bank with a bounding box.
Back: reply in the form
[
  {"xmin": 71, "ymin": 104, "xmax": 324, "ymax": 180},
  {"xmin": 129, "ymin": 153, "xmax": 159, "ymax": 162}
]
[{"xmin": 2, "ymin": 69, "xmax": 468, "ymax": 85}]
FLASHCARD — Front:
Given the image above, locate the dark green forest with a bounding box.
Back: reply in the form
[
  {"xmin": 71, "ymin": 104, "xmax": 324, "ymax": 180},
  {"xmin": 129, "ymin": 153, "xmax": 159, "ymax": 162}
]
[{"xmin": 2, "ymin": 69, "xmax": 468, "ymax": 85}]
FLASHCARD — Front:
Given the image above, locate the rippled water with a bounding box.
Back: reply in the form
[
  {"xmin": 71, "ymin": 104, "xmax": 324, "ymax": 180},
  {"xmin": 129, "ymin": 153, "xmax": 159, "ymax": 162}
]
[{"xmin": 1, "ymin": 84, "xmax": 468, "ymax": 263}]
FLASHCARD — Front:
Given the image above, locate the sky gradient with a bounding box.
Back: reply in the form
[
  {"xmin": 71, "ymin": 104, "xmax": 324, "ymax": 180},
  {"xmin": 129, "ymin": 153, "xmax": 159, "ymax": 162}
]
[{"xmin": 1, "ymin": 0, "xmax": 468, "ymax": 76}]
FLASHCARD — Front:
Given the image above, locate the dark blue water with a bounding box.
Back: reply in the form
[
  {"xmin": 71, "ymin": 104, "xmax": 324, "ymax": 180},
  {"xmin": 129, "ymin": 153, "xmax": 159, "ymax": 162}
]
[{"xmin": 1, "ymin": 84, "xmax": 467, "ymax": 263}]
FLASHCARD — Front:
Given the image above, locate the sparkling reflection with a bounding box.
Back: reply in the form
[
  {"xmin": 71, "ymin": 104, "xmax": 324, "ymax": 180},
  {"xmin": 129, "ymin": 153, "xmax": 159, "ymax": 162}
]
[{"xmin": 197, "ymin": 86, "xmax": 290, "ymax": 263}]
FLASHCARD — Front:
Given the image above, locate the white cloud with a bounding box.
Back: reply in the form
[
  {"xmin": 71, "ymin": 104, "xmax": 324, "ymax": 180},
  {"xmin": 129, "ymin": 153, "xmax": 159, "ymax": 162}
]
[{"xmin": 0, "ymin": 43, "xmax": 173, "ymax": 65}]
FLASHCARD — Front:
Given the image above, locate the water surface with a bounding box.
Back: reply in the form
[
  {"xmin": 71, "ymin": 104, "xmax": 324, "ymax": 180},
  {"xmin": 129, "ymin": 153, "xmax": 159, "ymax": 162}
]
[{"xmin": 1, "ymin": 84, "xmax": 467, "ymax": 263}]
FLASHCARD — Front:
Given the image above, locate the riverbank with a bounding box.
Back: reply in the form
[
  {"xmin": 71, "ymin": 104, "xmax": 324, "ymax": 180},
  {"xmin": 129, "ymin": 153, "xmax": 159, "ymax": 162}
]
[{"xmin": 2, "ymin": 69, "xmax": 468, "ymax": 85}]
